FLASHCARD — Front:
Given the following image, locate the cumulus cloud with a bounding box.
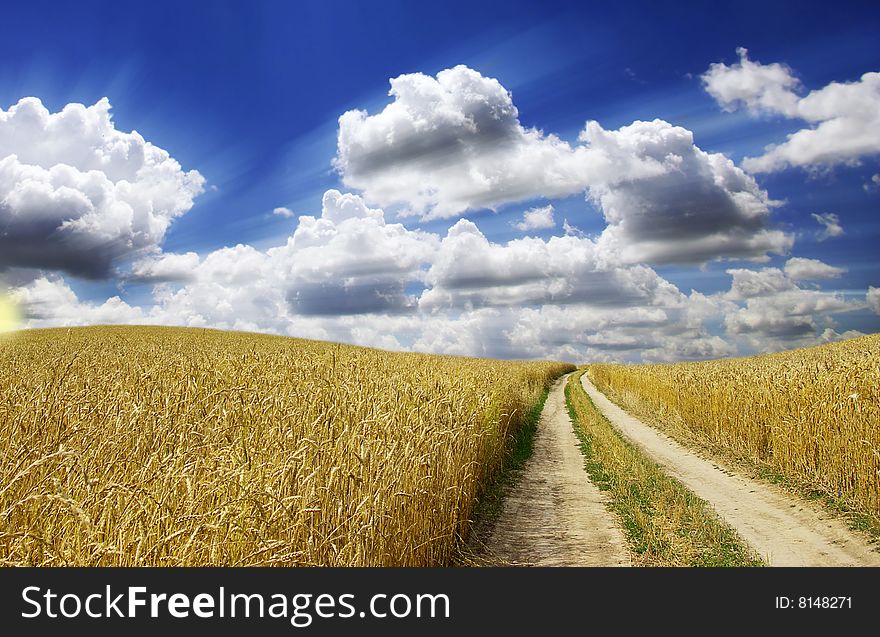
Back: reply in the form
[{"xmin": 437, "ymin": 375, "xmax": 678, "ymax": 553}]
[
  {"xmin": 272, "ymin": 206, "xmax": 294, "ymax": 218},
  {"xmin": 12, "ymin": 191, "xmax": 438, "ymax": 339},
  {"xmin": 783, "ymin": 256, "xmax": 846, "ymax": 280},
  {"xmin": 13, "ymin": 199, "xmax": 866, "ymax": 362},
  {"xmin": 274, "ymin": 190, "xmax": 438, "ymax": 316},
  {"xmin": 868, "ymin": 286, "xmax": 880, "ymax": 315},
  {"xmin": 745, "ymin": 71, "xmax": 880, "ymax": 172},
  {"xmin": 11, "ymin": 272, "xmax": 418, "ymax": 353},
  {"xmin": 129, "ymin": 251, "xmax": 201, "ymax": 282},
  {"xmin": 335, "ymin": 66, "xmax": 790, "ymax": 264},
  {"xmin": 335, "ymin": 65, "xmax": 602, "ymax": 219},
  {"xmin": 6, "ymin": 72, "xmax": 865, "ymax": 363},
  {"xmin": 719, "ymin": 265, "xmax": 863, "ymax": 351},
  {"xmin": 419, "ymin": 218, "xmax": 682, "ymax": 311},
  {"xmin": 409, "ymin": 217, "xmax": 738, "ymax": 362},
  {"xmin": 513, "ymin": 204, "xmax": 555, "ymax": 232},
  {"xmin": 819, "ymin": 327, "xmax": 865, "ymax": 344},
  {"xmin": 502, "ymin": 303, "xmax": 735, "ymax": 363},
  {"xmin": 704, "ymin": 49, "xmax": 880, "ymax": 172},
  {"xmin": 811, "ymin": 212, "xmax": 844, "ymax": 241},
  {"xmin": 12, "ymin": 188, "xmax": 751, "ymax": 363},
  {"xmin": 0, "ymin": 97, "xmax": 205, "ymax": 278},
  {"xmin": 562, "ymin": 219, "xmax": 586, "ymax": 237},
  {"xmin": 407, "ymin": 300, "xmax": 733, "ymax": 363},
  {"xmin": 586, "ymin": 119, "xmax": 791, "ymax": 263},
  {"xmin": 702, "ymin": 47, "xmax": 801, "ymax": 117},
  {"xmin": 146, "ymin": 244, "xmax": 282, "ymax": 332},
  {"xmin": 13, "ymin": 276, "xmax": 146, "ymax": 326},
  {"xmin": 142, "ymin": 190, "xmax": 438, "ymax": 330},
  {"xmin": 724, "ymin": 266, "xmax": 794, "ymax": 300},
  {"xmin": 724, "ymin": 289, "xmax": 859, "ymax": 345}
]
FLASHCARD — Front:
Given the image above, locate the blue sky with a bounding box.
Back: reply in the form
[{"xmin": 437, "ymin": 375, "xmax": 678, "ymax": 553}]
[{"xmin": 1, "ymin": 0, "xmax": 879, "ymax": 361}]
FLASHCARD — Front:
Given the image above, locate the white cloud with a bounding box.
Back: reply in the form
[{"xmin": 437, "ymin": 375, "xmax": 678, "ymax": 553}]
[
  {"xmin": 129, "ymin": 251, "xmax": 201, "ymax": 282},
  {"xmin": 11, "ymin": 190, "xmax": 439, "ymax": 338},
  {"xmin": 724, "ymin": 288, "xmax": 859, "ymax": 347},
  {"xmin": 819, "ymin": 327, "xmax": 865, "ymax": 344},
  {"xmin": 745, "ymin": 71, "xmax": 880, "ymax": 172},
  {"xmin": 562, "ymin": 218, "xmax": 586, "ymax": 237},
  {"xmin": 811, "ymin": 212, "xmax": 844, "ymax": 240},
  {"xmin": 335, "ymin": 66, "xmax": 791, "ymax": 264},
  {"xmin": 704, "ymin": 49, "xmax": 880, "ymax": 173},
  {"xmin": 419, "ymin": 218, "xmax": 682, "ymax": 311},
  {"xmin": 868, "ymin": 286, "xmax": 880, "ymax": 315},
  {"xmin": 586, "ymin": 119, "xmax": 791, "ymax": 263},
  {"xmin": 724, "ymin": 267, "xmax": 794, "ymax": 300},
  {"xmin": 406, "ymin": 300, "xmax": 734, "ymax": 363},
  {"xmin": 5, "ymin": 200, "xmax": 346, "ymax": 334},
  {"xmin": 6, "ymin": 73, "xmax": 867, "ymax": 363},
  {"xmin": 11, "ymin": 273, "xmax": 419, "ymax": 353},
  {"xmin": 273, "ymin": 206, "xmax": 294, "ymax": 218},
  {"xmin": 335, "ymin": 65, "xmax": 604, "ymax": 220},
  {"xmin": 0, "ymin": 97, "xmax": 205, "ymax": 277},
  {"xmin": 12, "ymin": 276, "xmax": 146, "ymax": 326},
  {"xmin": 12, "ymin": 189, "xmax": 751, "ymax": 363},
  {"xmin": 783, "ymin": 256, "xmax": 846, "ymax": 281},
  {"xmin": 502, "ymin": 303, "xmax": 735, "ymax": 363},
  {"xmin": 702, "ymin": 47, "xmax": 801, "ymax": 117},
  {"xmin": 146, "ymin": 190, "xmax": 439, "ymax": 327},
  {"xmin": 513, "ymin": 204, "xmax": 555, "ymax": 231},
  {"xmin": 271, "ymin": 189, "xmax": 439, "ymax": 316},
  {"xmin": 719, "ymin": 265, "xmax": 863, "ymax": 351},
  {"xmin": 410, "ymin": 308, "xmax": 515, "ymax": 358},
  {"xmin": 147, "ymin": 243, "xmax": 283, "ymax": 332},
  {"xmin": 408, "ymin": 218, "xmax": 739, "ymax": 362},
  {"xmin": 14, "ymin": 208, "xmax": 866, "ymax": 362}
]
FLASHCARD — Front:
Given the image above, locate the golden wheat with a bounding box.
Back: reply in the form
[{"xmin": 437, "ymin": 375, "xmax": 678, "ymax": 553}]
[
  {"xmin": 565, "ymin": 372, "xmax": 762, "ymax": 566},
  {"xmin": 589, "ymin": 334, "xmax": 880, "ymax": 523},
  {"xmin": 0, "ymin": 325, "xmax": 571, "ymax": 566}
]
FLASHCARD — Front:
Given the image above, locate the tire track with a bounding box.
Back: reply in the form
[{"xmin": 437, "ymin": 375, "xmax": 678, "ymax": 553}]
[
  {"xmin": 485, "ymin": 374, "xmax": 631, "ymax": 566},
  {"xmin": 582, "ymin": 374, "xmax": 880, "ymax": 566}
]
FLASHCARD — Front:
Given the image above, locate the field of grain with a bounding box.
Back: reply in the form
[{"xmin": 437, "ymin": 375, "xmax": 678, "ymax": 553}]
[
  {"xmin": 588, "ymin": 334, "xmax": 880, "ymax": 524},
  {"xmin": 0, "ymin": 326, "xmax": 572, "ymax": 566},
  {"xmin": 564, "ymin": 372, "xmax": 762, "ymax": 566}
]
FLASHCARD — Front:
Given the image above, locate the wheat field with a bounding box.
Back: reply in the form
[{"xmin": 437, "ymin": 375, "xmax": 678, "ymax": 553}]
[
  {"xmin": 0, "ymin": 325, "xmax": 572, "ymax": 566},
  {"xmin": 588, "ymin": 334, "xmax": 880, "ymax": 523}
]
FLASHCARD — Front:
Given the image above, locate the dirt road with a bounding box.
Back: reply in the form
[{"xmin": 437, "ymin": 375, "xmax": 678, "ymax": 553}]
[
  {"xmin": 582, "ymin": 374, "xmax": 880, "ymax": 566},
  {"xmin": 485, "ymin": 374, "xmax": 631, "ymax": 566}
]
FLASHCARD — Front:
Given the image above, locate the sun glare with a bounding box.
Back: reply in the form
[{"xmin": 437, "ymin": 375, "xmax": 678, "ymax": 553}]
[{"xmin": 0, "ymin": 294, "xmax": 21, "ymax": 333}]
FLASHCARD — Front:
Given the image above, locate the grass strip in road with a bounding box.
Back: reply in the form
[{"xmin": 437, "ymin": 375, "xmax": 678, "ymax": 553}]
[
  {"xmin": 565, "ymin": 370, "xmax": 763, "ymax": 567},
  {"xmin": 587, "ymin": 334, "xmax": 880, "ymax": 531},
  {"xmin": 589, "ymin": 370, "xmax": 880, "ymax": 544}
]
